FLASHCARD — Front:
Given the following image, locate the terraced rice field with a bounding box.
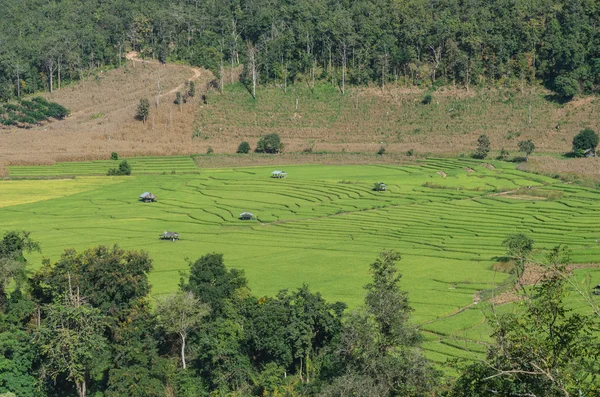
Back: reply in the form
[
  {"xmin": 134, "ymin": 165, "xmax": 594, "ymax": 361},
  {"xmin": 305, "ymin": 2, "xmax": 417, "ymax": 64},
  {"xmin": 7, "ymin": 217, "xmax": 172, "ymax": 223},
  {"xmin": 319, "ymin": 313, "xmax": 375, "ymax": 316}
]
[
  {"xmin": 2, "ymin": 157, "xmax": 600, "ymax": 366},
  {"xmin": 8, "ymin": 156, "xmax": 199, "ymax": 177}
]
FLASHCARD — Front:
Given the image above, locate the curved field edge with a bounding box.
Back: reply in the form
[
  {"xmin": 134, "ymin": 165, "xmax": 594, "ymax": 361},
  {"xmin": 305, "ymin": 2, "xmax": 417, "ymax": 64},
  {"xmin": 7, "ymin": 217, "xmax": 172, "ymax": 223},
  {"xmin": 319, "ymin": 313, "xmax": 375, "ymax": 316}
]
[{"xmin": 2, "ymin": 157, "xmax": 600, "ymax": 366}]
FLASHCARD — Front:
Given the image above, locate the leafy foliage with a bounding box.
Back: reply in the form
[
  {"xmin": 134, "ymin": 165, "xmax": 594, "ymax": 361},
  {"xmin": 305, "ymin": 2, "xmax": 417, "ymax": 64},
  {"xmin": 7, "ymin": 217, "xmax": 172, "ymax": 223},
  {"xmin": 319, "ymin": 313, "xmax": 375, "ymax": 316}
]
[
  {"xmin": 255, "ymin": 133, "xmax": 282, "ymax": 154},
  {"xmin": 236, "ymin": 141, "xmax": 251, "ymax": 154},
  {"xmin": 135, "ymin": 99, "xmax": 150, "ymax": 123},
  {"xmin": 472, "ymin": 134, "xmax": 491, "ymax": 159},
  {"xmin": 572, "ymin": 128, "xmax": 599, "ymax": 154},
  {"xmin": 518, "ymin": 139, "xmax": 535, "ymax": 158},
  {"xmin": 107, "ymin": 160, "xmax": 131, "ymax": 176},
  {"xmin": 451, "ymin": 252, "xmax": 600, "ymax": 397}
]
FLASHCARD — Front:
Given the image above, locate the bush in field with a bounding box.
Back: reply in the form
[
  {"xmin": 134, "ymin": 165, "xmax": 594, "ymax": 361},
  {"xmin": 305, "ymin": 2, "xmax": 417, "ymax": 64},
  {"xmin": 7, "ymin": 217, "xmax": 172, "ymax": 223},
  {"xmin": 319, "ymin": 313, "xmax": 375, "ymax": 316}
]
[
  {"xmin": 255, "ymin": 133, "xmax": 282, "ymax": 154},
  {"xmin": 107, "ymin": 160, "xmax": 131, "ymax": 176},
  {"xmin": 422, "ymin": 93, "xmax": 433, "ymax": 105},
  {"xmin": 518, "ymin": 140, "xmax": 535, "ymax": 159},
  {"xmin": 136, "ymin": 99, "xmax": 150, "ymax": 123},
  {"xmin": 189, "ymin": 81, "xmax": 196, "ymax": 97},
  {"xmin": 377, "ymin": 146, "xmax": 386, "ymax": 155},
  {"xmin": 497, "ymin": 147, "xmax": 509, "ymax": 161},
  {"xmin": 110, "ymin": 152, "xmax": 119, "ymax": 160},
  {"xmin": 472, "ymin": 134, "xmax": 491, "ymax": 159},
  {"xmin": 237, "ymin": 141, "xmax": 251, "ymax": 154},
  {"xmin": 572, "ymin": 128, "xmax": 598, "ymax": 156}
]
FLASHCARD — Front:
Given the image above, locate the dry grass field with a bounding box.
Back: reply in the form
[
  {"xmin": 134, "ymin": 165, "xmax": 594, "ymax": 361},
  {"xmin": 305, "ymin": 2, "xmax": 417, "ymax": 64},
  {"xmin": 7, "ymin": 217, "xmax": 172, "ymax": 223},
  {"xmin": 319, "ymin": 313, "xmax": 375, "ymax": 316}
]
[
  {"xmin": 1, "ymin": 58, "xmax": 599, "ymax": 176},
  {"xmin": 195, "ymin": 83, "xmax": 600, "ymax": 157},
  {"xmin": 0, "ymin": 56, "xmax": 214, "ymax": 167}
]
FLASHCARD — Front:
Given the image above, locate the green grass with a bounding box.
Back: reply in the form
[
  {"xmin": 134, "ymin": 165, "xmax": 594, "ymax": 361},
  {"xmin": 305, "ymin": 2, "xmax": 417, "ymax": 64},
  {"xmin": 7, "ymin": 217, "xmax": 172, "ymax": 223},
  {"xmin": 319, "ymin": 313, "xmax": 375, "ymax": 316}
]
[
  {"xmin": 8, "ymin": 156, "xmax": 199, "ymax": 177},
  {"xmin": 3, "ymin": 157, "xmax": 600, "ymax": 366}
]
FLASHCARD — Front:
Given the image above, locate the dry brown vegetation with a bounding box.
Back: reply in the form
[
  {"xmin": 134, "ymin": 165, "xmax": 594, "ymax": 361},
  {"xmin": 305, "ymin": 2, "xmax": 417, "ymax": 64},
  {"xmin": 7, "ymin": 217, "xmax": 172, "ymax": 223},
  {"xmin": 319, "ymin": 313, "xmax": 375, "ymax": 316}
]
[
  {"xmin": 1, "ymin": 57, "xmax": 599, "ymax": 173},
  {"xmin": 520, "ymin": 156, "xmax": 600, "ymax": 183},
  {"xmin": 195, "ymin": 83, "xmax": 600, "ymax": 157},
  {"xmin": 0, "ymin": 56, "xmax": 214, "ymax": 167}
]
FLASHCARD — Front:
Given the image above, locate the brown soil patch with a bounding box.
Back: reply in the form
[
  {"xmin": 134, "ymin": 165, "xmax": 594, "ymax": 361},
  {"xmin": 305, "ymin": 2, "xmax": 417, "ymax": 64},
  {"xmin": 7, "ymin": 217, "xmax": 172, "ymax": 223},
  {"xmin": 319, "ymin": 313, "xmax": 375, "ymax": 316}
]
[
  {"xmin": 503, "ymin": 194, "xmax": 547, "ymax": 200},
  {"xmin": 437, "ymin": 171, "xmax": 447, "ymax": 178},
  {"xmin": 520, "ymin": 157, "xmax": 600, "ymax": 183},
  {"xmin": 0, "ymin": 56, "xmax": 214, "ymax": 164},
  {"xmin": 490, "ymin": 263, "xmax": 600, "ymax": 305}
]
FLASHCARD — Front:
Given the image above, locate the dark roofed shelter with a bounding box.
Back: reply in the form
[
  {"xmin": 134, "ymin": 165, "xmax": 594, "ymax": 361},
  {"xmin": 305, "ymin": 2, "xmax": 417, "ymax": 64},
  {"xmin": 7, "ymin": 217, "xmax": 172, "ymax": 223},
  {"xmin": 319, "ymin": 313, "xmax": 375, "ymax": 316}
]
[
  {"xmin": 140, "ymin": 192, "xmax": 157, "ymax": 202},
  {"xmin": 239, "ymin": 212, "xmax": 254, "ymax": 220},
  {"xmin": 160, "ymin": 231, "xmax": 179, "ymax": 241}
]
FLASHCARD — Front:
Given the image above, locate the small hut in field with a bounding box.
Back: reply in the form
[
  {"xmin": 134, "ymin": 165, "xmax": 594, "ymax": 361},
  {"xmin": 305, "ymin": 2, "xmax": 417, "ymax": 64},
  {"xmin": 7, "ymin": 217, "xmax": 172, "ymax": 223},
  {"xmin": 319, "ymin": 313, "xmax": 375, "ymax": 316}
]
[
  {"xmin": 159, "ymin": 231, "xmax": 179, "ymax": 241},
  {"xmin": 271, "ymin": 170, "xmax": 287, "ymax": 178},
  {"xmin": 239, "ymin": 212, "xmax": 254, "ymax": 220},
  {"xmin": 140, "ymin": 192, "xmax": 157, "ymax": 202},
  {"xmin": 373, "ymin": 182, "xmax": 387, "ymax": 191}
]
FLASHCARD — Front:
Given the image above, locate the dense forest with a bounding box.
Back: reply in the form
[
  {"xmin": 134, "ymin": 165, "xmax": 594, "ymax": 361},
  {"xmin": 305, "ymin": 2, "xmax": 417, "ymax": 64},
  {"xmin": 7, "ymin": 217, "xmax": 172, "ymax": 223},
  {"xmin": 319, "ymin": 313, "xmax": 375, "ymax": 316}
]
[
  {"xmin": 0, "ymin": 231, "xmax": 598, "ymax": 396},
  {"xmin": 1, "ymin": 0, "xmax": 599, "ymax": 101}
]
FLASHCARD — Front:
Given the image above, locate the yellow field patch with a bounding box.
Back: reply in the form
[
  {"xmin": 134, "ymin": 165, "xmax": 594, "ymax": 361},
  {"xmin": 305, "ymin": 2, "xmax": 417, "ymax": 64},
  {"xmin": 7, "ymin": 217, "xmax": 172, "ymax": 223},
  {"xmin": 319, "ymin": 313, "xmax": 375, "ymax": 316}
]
[{"xmin": 0, "ymin": 177, "xmax": 126, "ymax": 208}]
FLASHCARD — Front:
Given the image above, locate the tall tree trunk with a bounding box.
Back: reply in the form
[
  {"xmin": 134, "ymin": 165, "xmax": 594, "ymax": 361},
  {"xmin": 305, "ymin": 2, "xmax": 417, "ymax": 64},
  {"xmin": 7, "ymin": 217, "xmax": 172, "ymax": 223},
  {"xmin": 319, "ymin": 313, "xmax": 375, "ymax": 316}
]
[
  {"xmin": 75, "ymin": 379, "xmax": 86, "ymax": 397},
  {"xmin": 57, "ymin": 54, "xmax": 62, "ymax": 90},
  {"xmin": 181, "ymin": 334, "xmax": 187, "ymax": 369}
]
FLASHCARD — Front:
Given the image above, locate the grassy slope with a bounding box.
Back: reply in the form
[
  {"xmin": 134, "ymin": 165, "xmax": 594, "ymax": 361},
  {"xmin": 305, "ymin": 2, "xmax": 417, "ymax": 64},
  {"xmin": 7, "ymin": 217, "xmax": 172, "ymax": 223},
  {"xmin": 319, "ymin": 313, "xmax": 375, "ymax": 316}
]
[
  {"xmin": 3, "ymin": 157, "xmax": 600, "ymax": 366},
  {"xmin": 197, "ymin": 83, "xmax": 600, "ymax": 157}
]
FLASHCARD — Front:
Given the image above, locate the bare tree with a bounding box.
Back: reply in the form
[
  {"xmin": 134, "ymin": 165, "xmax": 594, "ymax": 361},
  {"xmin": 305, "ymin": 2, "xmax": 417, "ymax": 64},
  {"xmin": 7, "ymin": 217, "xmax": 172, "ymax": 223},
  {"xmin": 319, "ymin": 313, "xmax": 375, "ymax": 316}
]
[{"xmin": 246, "ymin": 41, "xmax": 259, "ymax": 99}]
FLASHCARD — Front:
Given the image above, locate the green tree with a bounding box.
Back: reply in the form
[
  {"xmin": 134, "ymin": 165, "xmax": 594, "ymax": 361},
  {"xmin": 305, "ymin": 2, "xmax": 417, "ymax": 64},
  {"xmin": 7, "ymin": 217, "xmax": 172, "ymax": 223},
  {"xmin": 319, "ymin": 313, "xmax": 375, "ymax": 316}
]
[
  {"xmin": 136, "ymin": 98, "xmax": 150, "ymax": 123},
  {"xmin": 188, "ymin": 81, "xmax": 195, "ymax": 97},
  {"xmin": 502, "ymin": 233, "xmax": 534, "ymax": 278},
  {"xmin": 451, "ymin": 252, "xmax": 599, "ymax": 397},
  {"xmin": 518, "ymin": 139, "xmax": 535, "ymax": 159},
  {"xmin": 255, "ymin": 133, "xmax": 282, "ymax": 154},
  {"xmin": 181, "ymin": 253, "xmax": 248, "ymax": 317},
  {"xmin": 0, "ymin": 330, "xmax": 40, "ymax": 397},
  {"xmin": 35, "ymin": 296, "xmax": 108, "ymax": 397},
  {"xmin": 30, "ymin": 245, "xmax": 151, "ymax": 316},
  {"xmin": 155, "ymin": 291, "xmax": 209, "ymax": 369},
  {"xmin": 572, "ymin": 128, "xmax": 599, "ymax": 155},
  {"xmin": 118, "ymin": 160, "xmax": 131, "ymax": 175},
  {"xmin": 472, "ymin": 134, "xmax": 491, "ymax": 159},
  {"xmin": 328, "ymin": 251, "xmax": 438, "ymax": 396},
  {"xmin": 110, "ymin": 152, "xmax": 118, "ymax": 160},
  {"xmin": 236, "ymin": 141, "xmax": 251, "ymax": 154},
  {"xmin": 0, "ymin": 231, "xmax": 39, "ymax": 310}
]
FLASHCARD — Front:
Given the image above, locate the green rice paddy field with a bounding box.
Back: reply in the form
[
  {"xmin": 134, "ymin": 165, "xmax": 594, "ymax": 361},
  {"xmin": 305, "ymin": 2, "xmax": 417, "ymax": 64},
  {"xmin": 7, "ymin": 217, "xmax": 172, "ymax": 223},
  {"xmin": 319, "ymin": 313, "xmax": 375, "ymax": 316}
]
[{"xmin": 2, "ymin": 156, "xmax": 600, "ymax": 367}]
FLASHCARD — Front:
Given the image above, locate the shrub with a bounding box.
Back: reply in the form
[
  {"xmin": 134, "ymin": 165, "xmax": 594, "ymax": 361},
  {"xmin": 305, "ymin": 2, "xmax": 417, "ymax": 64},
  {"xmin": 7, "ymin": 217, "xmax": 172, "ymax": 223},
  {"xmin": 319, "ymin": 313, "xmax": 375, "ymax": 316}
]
[
  {"xmin": 255, "ymin": 133, "xmax": 282, "ymax": 154},
  {"xmin": 174, "ymin": 92, "xmax": 182, "ymax": 105},
  {"xmin": 406, "ymin": 149, "xmax": 415, "ymax": 156},
  {"xmin": 237, "ymin": 141, "xmax": 251, "ymax": 154},
  {"xmin": 422, "ymin": 93, "xmax": 433, "ymax": 105},
  {"xmin": 518, "ymin": 139, "xmax": 535, "ymax": 159},
  {"xmin": 110, "ymin": 152, "xmax": 119, "ymax": 160},
  {"xmin": 572, "ymin": 128, "xmax": 598, "ymax": 154},
  {"xmin": 206, "ymin": 146, "xmax": 214, "ymax": 154},
  {"xmin": 472, "ymin": 134, "xmax": 491, "ymax": 159},
  {"xmin": 497, "ymin": 148, "xmax": 509, "ymax": 161},
  {"xmin": 377, "ymin": 146, "xmax": 386, "ymax": 155},
  {"xmin": 107, "ymin": 160, "xmax": 131, "ymax": 176},
  {"xmin": 136, "ymin": 98, "xmax": 150, "ymax": 122},
  {"xmin": 189, "ymin": 81, "xmax": 196, "ymax": 97},
  {"xmin": 554, "ymin": 75, "xmax": 579, "ymax": 98}
]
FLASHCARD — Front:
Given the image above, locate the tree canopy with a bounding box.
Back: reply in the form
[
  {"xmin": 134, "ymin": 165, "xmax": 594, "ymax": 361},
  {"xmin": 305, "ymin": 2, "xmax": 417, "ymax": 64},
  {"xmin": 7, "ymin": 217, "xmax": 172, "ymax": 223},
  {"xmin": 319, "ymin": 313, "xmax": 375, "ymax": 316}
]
[{"xmin": 1, "ymin": 0, "xmax": 599, "ymax": 100}]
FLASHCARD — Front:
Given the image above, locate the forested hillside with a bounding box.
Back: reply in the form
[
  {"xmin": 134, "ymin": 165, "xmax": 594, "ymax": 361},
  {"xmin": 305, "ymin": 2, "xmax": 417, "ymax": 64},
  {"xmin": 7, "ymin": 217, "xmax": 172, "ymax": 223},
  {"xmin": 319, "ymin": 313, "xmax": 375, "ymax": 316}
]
[{"xmin": 1, "ymin": 0, "xmax": 599, "ymax": 100}]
